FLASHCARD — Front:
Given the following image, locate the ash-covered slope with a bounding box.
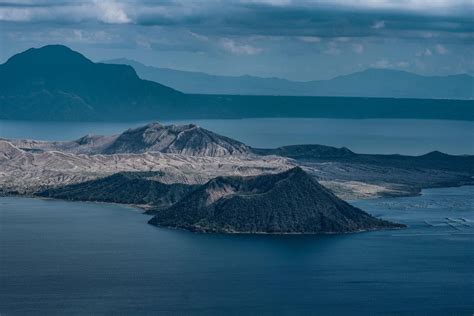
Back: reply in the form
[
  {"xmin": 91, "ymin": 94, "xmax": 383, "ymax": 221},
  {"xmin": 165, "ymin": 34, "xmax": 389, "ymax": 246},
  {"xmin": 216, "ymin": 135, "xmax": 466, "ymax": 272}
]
[
  {"xmin": 10, "ymin": 122, "xmax": 252, "ymax": 157},
  {"xmin": 102, "ymin": 122, "xmax": 251, "ymax": 156},
  {"xmin": 0, "ymin": 139, "xmax": 289, "ymax": 194},
  {"xmin": 149, "ymin": 167, "xmax": 403, "ymax": 233},
  {"xmin": 0, "ymin": 141, "xmax": 25, "ymax": 160},
  {"xmin": 38, "ymin": 172, "xmax": 198, "ymax": 209}
]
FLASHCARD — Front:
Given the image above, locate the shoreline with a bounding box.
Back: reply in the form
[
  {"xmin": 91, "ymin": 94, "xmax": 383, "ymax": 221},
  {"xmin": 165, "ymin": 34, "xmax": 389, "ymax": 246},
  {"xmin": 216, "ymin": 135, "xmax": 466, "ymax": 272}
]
[
  {"xmin": 2, "ymin": 181, "xmax": 472, "ymax": 210},
  {"xmin": 3, "ymin": 184, "xmax": 473, "ymax": 235}
]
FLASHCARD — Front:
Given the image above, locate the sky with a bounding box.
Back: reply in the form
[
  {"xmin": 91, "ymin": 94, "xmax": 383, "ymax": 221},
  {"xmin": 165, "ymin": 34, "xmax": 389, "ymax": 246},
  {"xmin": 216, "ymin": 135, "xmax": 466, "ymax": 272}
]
[{"xmin": 0, "ymin": 0, "xmax": 473, "ymax": 80}]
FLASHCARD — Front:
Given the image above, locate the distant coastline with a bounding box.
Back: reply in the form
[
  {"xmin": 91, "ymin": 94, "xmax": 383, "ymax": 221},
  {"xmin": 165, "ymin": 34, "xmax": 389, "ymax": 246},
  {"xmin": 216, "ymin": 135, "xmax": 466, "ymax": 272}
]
[
  {"xmin": 2, "ymin": 95, "xmax": 473, "ymax": 122},
  {"xmin": 2, "ymin": 45, "xmax": 473, "ymax": 122}
]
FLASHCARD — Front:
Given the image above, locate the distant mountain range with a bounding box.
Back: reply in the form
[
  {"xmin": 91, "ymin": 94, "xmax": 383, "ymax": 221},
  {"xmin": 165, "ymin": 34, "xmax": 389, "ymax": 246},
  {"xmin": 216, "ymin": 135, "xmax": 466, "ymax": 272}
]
[
  {"xmin": 0, "ymin": 45, "xmax": 185, "ymax": 121},
  {"xmin": 105, "ymin": 58, "xmax": 474, "ymax": 100},
  {"xmin": 1, "ymin": 45, "xmax": 473, "ymax": 121}
]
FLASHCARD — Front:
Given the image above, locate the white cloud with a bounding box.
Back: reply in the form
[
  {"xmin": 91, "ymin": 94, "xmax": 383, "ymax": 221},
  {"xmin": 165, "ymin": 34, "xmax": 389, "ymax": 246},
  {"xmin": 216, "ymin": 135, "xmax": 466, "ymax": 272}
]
[
  {"xmin": 326, "ymin": 0, "xmax": 471, "ymax": 12},
  {"xmin": 324, "ymin": 42, "xmax": 341, "ymax": 55},
  {"xmin": 69, "ymin": 29, "xmax": 117, "ymax": 43},
  {"xmin": 221, "ymin": 38, "xmax": 262, "ymax": 55},
  {"xmin": 243, "ymin": 0, "xmax": 471, "ymax": 11},
  {"xmin": 371, "ymin": 59, "xmax": 409, "ymax": 69},
  {"xmin": 435, "ymin": 44, "xmax": 448, "ymax": 54},
  {"xmin": 297, "ymin": 36, "xmax": 321, "ymax": 43},
  {"xmin": 372, "ymin": 21, "xmax": 385, "ymax": 29},
  {"xmin": 396, "ymin": 61, "xmax": 410, "ymax": 68},
  {"xmin": 372, "ymin": 59, "xmax": 390, "ymax": 68},
  {"xmin": 188, "ymin": 31, "xmax": 209, "ymax": 42},
  {"xmin": 0, "ymin": 0, "xmax": 130, "ymax": 24},
  {"xmin": 353, "ymin": 43, "xmax": 364, "ymax": 54},
  {"xmin": 240, "ymin": 0, "xmax": 292, "ymax": 6},
  {"xmin": 6, "ymin": 28, "xmax": 120, "ymax": 45},
  {"xmin": 0, "ymin": 7, "xmax": 32, "ymax": 22},
  {"xmin": 416, "ymin": 48, "xmax": 433, "ymax": 57},
  {"xmin": 95, "ymin": 0, "xmax": 130, "ymax": 24},
  {"xmin": 135, "ymin": 37, "xmax": 152, "ymax": 49}
]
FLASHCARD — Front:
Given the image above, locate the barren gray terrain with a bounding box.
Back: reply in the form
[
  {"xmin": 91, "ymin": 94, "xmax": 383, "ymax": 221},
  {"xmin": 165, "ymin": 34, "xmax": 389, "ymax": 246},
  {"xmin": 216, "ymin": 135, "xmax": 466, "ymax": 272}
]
[{"xmin": 1, "ymin": 122, "xmax": 472, "ymax": 201}]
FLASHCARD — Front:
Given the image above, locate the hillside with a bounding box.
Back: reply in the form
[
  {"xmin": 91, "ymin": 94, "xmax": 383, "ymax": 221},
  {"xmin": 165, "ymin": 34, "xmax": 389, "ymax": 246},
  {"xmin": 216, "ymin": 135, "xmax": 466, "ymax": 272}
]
[
  {"xmin": 148, "ymin": 168, "xmax": 404, "ymax": 233},
  {"xmin": 6, "ymin": 122, "xmax": 474, "ymax": 200},
  {"xmin": 106, "ymin": 58, "xmax": 474, "ymax": 100},
  {"xmin": 38, "ymin": 172, "xmax": 198, "ymax": 209},
  {"xmin": 1, "ymin": 45, "xmax": 473, "ymax": 122},
  {"xmin": 258, "ymin": 145, "xmax": 474, "ymax": 174},
  {"xmin": 10, "ymin": 122, "xmax": 252, "ymax": 157},
  {"xmin": 102, "ymin": 123, "xmax": 251, "ymax": 156},
  {"xmin": 0, "ymin": 45, "xmax": 184, "ymax": 121}
]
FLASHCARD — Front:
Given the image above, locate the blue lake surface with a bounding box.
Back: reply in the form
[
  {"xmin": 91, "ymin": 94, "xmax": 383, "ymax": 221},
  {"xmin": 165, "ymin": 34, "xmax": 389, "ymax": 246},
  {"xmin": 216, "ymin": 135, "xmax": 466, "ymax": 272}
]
[
  {"xmin": 1, "ymin": 186, "xmax": 473, "ymax": 315},
  {"xmin": 1, "ymin": 118, "xmax": 473, "ymax": 155}
]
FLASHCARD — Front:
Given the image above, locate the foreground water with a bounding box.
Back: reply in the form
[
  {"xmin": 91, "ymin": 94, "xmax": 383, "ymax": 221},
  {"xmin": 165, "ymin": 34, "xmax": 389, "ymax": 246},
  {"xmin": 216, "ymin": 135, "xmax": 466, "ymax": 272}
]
[
  {"xmin": 1, "ymin": 118, "xmax": 473, "ymax": 155},
  {"xmin": 1, "ymin": 186, "xmax": 472, "ymax": 315}
]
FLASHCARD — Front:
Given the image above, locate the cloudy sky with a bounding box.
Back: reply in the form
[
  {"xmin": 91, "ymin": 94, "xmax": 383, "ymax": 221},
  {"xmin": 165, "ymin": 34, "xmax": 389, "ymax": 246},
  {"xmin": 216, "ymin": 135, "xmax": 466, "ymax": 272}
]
[{"xmin": 1, "ymin": 0, "xmax": 473, "ymax": 80}]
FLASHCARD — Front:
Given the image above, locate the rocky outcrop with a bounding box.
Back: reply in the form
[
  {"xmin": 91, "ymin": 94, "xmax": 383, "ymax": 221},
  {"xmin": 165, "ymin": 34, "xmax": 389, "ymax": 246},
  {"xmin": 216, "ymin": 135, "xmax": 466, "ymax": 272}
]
[
  {"xmin": 148, "ymin": 167, "xmax": 404, "ymax": 233},
  {"xmin": 0, "ymin": 141, "xmax": 25, "ymax": 160}
]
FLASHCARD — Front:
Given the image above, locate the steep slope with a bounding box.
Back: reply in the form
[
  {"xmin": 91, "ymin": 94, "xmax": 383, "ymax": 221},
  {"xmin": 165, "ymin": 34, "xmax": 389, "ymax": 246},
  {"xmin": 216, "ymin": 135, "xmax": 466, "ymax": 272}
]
[
  {"xmin": 0, "ymin": 140, "xmax": 290, "ymax": 194},
  {"xmin": 38, "ymin": 172, "xmax": 198, "ymax": 209},
  {"xmin": 106, "ymin": 58, "xmax": 474, "ymax": 99},
  {"xmin": 102, "ymin": 122, "xmax": 251, "ymax": 156},
  {"xmin": 0, "ymin": 45, "xmax": 184, "ymax": 121},
  {"xmin": 0, "ymin": 141, "xmax": 25, "ymax": 160},
  {"xmin": 149, "ymin": 167, "xmax": 403, "ymax": 233},
  {"xmin": 9, "ymin": 122, "xmax": 252, "ymax": 156}
]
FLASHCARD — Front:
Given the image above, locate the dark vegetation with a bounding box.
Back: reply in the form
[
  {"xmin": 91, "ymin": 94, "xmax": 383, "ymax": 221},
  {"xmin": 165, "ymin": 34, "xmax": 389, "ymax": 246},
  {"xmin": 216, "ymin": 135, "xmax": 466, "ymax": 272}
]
[
  {"xmin": 38, "ymin": 172, "xmax": 198, "ymax": 210},
  {"xmin": 148, "ymin": 168, "xmax": 404, "ymax": 233},
  {"xmin": 257, "ymin": 145, "xmax": 474, "ymax": 174}
]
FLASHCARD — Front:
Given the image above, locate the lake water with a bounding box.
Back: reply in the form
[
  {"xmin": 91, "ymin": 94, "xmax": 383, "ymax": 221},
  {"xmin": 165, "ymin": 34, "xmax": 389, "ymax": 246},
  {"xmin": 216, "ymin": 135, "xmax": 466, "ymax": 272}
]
[
  {"xmin": 1, "ymin": 118, "xmax": 473, "ymax": 314},
  {"xmin": 1, "ymin": 118, "xmax": 473, "ymax": 155},
  {"xmin": 1, "ymin": 186, "xmax": 473, "ymax": 315}
]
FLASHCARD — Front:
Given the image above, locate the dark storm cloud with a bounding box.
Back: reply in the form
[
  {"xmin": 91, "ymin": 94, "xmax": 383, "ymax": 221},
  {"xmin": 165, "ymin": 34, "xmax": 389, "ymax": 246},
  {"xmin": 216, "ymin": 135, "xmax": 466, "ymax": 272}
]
[
  {"xmin": 0, "ymin": 1, "xmax": 472, "ymax": 79},
  {"xmin": 1, "ymin": 0, "xmax": 472, "ymax": 40},
  {"xmin": 127, "ymin": 1, "xmax": 474, "ymax": 41}
]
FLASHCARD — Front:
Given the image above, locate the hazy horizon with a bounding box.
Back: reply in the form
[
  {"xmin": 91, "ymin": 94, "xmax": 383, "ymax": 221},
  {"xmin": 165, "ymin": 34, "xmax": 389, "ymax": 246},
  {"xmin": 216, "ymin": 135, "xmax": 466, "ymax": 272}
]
[{"xmin": 1, "ymin": 0, "xmax": 473, "ymax": 81}]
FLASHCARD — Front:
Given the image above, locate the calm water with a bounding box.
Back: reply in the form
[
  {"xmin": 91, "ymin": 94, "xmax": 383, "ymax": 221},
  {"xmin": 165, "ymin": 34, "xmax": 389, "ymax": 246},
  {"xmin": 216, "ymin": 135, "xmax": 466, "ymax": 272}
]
[
  {"xmin": 1, "ymin": 118, "xmax": 473, "ymax": 155},
  {"xmin": 1, "ymin": 186, "xmax": 473, "ymax": 315}
]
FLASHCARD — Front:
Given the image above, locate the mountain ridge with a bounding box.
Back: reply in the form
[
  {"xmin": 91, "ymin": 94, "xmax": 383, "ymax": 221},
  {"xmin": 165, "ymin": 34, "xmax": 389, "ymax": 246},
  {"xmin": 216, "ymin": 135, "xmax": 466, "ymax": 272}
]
[
  {"xmin": 104, "ymin": 58, "xmax": 474, "ymax": 100},
  {"xmin": 0, "ymin": 45, "xmax": 184, "ymax": 121},
  {"xmin": 1, "ymin": 45, "xmax": 473, "ymax": 122},
  {"xmin": 2, "ymin": 122, "xmax": 473, "ymax": 201}
]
